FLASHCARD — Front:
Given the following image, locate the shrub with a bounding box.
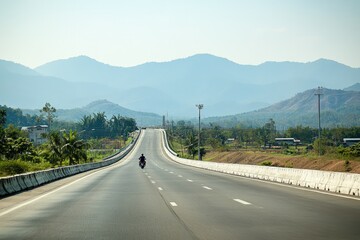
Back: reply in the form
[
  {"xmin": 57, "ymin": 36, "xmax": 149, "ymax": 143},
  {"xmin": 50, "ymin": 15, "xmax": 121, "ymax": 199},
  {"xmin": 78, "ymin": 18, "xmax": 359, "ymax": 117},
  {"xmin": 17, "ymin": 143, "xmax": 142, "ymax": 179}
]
[
  {"xmin": 0, "ymin": 160, "xmax": 30, "ymax": 176},
  {"xmin": 260, "ymin": 160, "xmax": 273, "ymax": 166}
]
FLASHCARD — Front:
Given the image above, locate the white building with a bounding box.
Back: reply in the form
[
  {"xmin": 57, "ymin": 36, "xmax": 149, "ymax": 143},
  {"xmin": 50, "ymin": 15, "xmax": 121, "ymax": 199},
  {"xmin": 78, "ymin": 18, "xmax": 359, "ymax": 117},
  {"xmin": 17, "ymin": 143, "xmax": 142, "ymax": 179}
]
[
  {"xmin": 275, "ymin": 138, "xmax": 301, "ymax": 146},
  {"xmin": 21, "ymin": 125, "xmax": 48, "ymax": 145}
]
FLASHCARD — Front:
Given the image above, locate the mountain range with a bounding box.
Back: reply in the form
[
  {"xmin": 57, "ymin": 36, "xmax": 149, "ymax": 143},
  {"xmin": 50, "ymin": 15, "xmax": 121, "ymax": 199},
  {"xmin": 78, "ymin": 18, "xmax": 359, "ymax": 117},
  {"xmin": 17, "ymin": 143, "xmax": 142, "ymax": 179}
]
[
  {"xmin": 20, "ymin": 86, "xmax": 360, "ymax": 128},
  {"xmin": 204, "ymin": 88, "xmax": 360, "ymax": 128},
  {"xmin": 1, "ymin": 54, "xmax": 360, "ymax": 120}
]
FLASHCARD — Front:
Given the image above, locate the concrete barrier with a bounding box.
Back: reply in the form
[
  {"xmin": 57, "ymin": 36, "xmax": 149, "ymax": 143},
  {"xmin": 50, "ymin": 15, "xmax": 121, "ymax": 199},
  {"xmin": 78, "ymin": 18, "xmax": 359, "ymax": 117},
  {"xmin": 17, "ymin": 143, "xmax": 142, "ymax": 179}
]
[
  {"xmin": 0, "ymin": 130, "xmax": 140, "ymax": 198},
  {"xmin": 0, "ymin": 181, "xmax": 7, "ymax": 195},
  {"xmin": 15, "ymin": 175, "xmax": 28, "ymax": 190},
  {"xmin": 22, "ymin": 173, "xmax": 36, "ymax": 189},
  {"xmin": 161, "ymin": 129, "xmax": 360, "ymax": 197},
  {"xmin": 2, "ymin": 177, "xmax": 20, "ymax": 194}
]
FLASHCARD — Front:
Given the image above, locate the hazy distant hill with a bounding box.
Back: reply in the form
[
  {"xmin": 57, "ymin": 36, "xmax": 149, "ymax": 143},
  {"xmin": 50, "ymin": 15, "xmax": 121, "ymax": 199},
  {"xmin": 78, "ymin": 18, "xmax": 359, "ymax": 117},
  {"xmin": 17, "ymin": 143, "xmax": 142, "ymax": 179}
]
[
  {"xmin": 2, "ymin": 54, "xmax": 360, "ymax": 118},
  {"xmin": 23, "ymin": 100, "xmax": 162, "ymax": 127},
  {"xmin": 204, "ymin": 88, "xmax": 360, "ymax": 128},
  {"xmin": 34, "ymin": 54, "xmax": 360, "ymax": 117},
  {"xmin": 344, "ymin": 83, "xmax": 360, "ymax": 92},
  {"xmin": 0, "ymin": 59, "xmax": 40, "ymax": 77}
]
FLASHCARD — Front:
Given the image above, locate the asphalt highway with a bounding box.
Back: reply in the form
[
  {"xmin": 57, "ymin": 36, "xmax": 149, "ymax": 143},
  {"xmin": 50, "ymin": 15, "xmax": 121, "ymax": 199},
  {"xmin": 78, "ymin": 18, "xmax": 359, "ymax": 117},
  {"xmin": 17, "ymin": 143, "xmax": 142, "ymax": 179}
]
[{"xmin": 0, "ymin": 129, "xmax": 359, "ymax": 240}]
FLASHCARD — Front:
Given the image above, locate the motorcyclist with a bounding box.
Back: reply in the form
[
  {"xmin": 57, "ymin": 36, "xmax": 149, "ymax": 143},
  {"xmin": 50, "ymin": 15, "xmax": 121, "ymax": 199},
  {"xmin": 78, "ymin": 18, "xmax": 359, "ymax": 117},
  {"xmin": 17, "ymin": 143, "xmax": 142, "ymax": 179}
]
[{"xmin": 139, "ymin": 154, "xmax": 146, "ymax": 167}]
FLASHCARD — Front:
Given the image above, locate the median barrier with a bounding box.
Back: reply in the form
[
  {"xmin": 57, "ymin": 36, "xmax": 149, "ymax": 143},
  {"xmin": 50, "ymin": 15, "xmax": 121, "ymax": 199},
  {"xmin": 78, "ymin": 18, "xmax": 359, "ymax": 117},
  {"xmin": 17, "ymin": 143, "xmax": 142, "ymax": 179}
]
[
  {"xmin": 161, "ymin": 129, "xmax": 360, "ymax": 197},
  {"xmin": 2, "ymin": 177, "xmax": 19, "ymax": 194},
  {"xmin": 0, "ymin": 181, "xmax": 7, "ymax": 195},
  {"xmin": 29, "ymin": 173, "xmax": 39, "ymax": 187},
  {"xmin": 34, "ymin": 171, "xmax": 47, "ymax": 185},
  {"xmin": 22, "ymin": 173, "xmax": 36, "ymax": 188},
  {"xmin": 15, "ymin": 175, "xmax": 28, "ymax": 190}
]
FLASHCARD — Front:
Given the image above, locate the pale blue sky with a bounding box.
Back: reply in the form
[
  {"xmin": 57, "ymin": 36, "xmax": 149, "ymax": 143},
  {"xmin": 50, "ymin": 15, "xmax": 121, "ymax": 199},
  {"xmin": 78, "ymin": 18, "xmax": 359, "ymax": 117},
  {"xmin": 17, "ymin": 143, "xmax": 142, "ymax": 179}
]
[{"xmin": 0, "ymin": 0, "xmax": 359, "ymax": 68}]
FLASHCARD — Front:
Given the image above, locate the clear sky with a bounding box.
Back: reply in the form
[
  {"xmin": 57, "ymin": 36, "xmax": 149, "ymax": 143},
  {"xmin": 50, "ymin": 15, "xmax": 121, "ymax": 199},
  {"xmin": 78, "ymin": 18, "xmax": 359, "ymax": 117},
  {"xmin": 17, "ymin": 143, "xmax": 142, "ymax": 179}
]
[{"xmin": 0, "ymin": 0, "xmax": 359, "ymax": 68}]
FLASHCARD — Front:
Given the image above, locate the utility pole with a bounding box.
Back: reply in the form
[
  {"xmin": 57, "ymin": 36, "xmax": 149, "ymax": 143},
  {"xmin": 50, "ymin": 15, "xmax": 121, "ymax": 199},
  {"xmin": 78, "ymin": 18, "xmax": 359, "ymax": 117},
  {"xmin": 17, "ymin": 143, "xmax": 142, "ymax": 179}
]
[
  {"xmin": 196, "ymin": 104, "xmax": 204, "ymax": 160},
  {"xmin": 315, "ymin": 87, "xmax": 323, "ymax": 156}
]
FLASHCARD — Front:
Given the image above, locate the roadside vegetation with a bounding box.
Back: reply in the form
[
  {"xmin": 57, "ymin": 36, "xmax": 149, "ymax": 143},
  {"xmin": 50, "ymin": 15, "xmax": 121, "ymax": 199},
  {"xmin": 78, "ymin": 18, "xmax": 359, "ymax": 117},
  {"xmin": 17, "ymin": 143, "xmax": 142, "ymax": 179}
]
[
  {"xmin": 166, "ymin": 119, "xmax": 360, "ymax": 173},
  {"xmin": 0, "ymin": 104, "xmax": 137, "ymax": 177}
]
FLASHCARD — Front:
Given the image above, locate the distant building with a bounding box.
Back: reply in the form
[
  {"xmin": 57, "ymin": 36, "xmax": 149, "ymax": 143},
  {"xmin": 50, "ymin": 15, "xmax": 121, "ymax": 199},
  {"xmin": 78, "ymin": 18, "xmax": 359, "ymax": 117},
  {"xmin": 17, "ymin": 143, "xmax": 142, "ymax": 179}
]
[
  {"xmin": 225, "ymin": 138, "xmax": 235, "ymax": 144},
  {"xmin": 275, "ymin": 138, "xmax": 301, "ymax": 146},
  {"xmin": 21, "ymin": 125, "xmax": 48, "ymax": 145},
  {"xmin": 343, "ymin": 138, "xmax": 360, "ymax": 147}
]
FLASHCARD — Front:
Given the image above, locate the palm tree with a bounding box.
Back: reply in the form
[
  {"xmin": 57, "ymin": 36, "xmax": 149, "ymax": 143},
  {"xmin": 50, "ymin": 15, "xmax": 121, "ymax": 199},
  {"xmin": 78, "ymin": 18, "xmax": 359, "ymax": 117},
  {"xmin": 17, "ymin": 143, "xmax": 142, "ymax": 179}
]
[
  {"xmin": 62, "ymin": 130, "xmax": 88, "ymax": 165},
  {"xmin": 46, "ymin": 131, "xmax": 64, "ymax": 166}
]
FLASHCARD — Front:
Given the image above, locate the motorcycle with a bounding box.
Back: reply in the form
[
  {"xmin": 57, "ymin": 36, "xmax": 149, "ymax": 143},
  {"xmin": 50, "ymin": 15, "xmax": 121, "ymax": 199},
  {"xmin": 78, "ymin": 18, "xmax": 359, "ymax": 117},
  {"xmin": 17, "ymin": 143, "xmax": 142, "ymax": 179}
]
[{"xmin": 139, "ymin": 159, "xmax": 146, "ymax": 169}]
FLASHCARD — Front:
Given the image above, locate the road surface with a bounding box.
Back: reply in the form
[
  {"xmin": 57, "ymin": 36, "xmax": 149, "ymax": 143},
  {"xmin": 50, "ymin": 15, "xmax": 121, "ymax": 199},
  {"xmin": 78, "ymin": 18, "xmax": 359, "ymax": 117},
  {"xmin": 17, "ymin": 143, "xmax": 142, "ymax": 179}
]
[{"xmin": 0, "ymin": 129, "xmax": 359, "ymax": 239}]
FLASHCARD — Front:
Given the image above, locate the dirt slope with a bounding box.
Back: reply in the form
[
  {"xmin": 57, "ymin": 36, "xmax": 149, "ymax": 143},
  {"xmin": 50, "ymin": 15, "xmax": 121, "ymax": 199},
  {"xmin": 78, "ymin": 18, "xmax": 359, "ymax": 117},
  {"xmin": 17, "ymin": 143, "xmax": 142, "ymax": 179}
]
[{"xmin": 204, "ymin": 151, "xmax": 360, "ymax": 173}]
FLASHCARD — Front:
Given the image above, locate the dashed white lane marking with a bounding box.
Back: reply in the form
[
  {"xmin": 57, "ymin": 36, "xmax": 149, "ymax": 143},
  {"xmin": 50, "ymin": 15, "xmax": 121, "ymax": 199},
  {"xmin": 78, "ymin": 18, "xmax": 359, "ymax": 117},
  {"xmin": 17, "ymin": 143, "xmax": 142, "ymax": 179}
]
[
  {"xmin": 187, "ymin": 179, "xmax": 193, "ymax": 182},
  {"xmin": 170, "ymin": 202, "xmax": 178, "ymax": 207},
  {"xmin": 169, "ymin": 171, "xmax": 174, "ymax": 174},
  {"xmin": 148, "ymin": 176, "xmax": 152, "ymax": 178},
  {"xmin": 151, "ymin": 180, "xmax": 156, "ymax": 184},
  {"xmin": 234, "ymin": 199, "xmax": 252, "ymax": 205},
  {"xmin": 178, "ymin": 175, "xmax": 183, "ymax": 178},
  {"xmin": 202, "ymin": 186, "xmax": 212, "ymax": 190},
  {"xmin": 158, "ymin": 187, "xmax": 163, "ymax": 191}
]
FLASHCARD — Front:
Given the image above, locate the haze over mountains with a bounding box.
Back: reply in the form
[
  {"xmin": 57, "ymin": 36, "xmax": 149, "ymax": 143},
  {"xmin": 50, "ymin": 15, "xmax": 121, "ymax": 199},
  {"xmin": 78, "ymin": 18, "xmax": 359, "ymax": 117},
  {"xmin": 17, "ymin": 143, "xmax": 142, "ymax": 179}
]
[
  {"xmin": 1, "ymin": 54, "xmax": 360, "ymax": 121},
  {"xmin": 205, "ymin": 88, "xmax": 360, "ymax": 128}
]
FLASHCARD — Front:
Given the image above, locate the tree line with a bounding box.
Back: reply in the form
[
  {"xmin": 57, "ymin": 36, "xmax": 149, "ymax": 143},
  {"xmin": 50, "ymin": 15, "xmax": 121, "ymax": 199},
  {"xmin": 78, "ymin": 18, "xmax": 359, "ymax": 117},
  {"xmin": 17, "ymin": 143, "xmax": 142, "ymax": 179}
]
[
  {"xmin": 80, "ymin": 112, "xmax": 137, "ymax": 139},
  {"xmin": 0, "ymin": 104, "xmax": 138, "ymax": 176},
  {"xmin": 167, "ymin": 119, "xmax": 360, "ymax": 158}
]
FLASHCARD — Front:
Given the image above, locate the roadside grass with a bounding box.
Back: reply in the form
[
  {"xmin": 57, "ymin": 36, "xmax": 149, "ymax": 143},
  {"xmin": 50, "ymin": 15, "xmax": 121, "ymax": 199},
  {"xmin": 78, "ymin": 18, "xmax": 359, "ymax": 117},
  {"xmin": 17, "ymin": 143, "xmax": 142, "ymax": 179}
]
[{"xmin": 169, "ymin": 137, "xmax": 360, "ymax": 173}]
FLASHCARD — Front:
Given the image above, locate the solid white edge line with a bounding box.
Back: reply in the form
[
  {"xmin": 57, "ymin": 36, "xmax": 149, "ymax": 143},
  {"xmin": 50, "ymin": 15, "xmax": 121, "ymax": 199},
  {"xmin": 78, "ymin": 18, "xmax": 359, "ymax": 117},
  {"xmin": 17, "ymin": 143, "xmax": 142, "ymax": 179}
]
[
  {"xmin": 0, "ymin": 130, "xmax": 146, "ymax": 218},
  {"xmin": 234, "ymin": 199, "xmax": 252, "ymax": 205},
  {"xmin": 0, "ymin": 169, "xmax": 103, "ymax": 217},
  {"xmin": 159, "ymin": 129, "xmax": 360, "ymax": 202}
]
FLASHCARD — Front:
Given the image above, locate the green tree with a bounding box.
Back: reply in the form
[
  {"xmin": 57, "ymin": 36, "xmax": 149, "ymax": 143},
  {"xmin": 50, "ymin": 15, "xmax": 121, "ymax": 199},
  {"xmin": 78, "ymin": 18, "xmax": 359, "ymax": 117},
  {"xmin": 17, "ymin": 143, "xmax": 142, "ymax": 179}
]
[
  {"xmin": 185, "ymin": 133, "xmax": 197, "ymax": 159},
  {"xmin": 62, "ymin": 130, "xmax": 88, "ymax": 165},
  {"xmin": 0, "ymin": 109, "xmax": 6, "ymax": 158},
  {"xmin": 40, "ymin": 103, "xmax": 56, "ymax": 130},
  {"xmin": 44, "ymin": 131, "xmax": 64, "ymax": 166},
  {"xmin": 0, "ymin": 108, "xmax": 6, "ymax": 126},
  {"xmin": 261, "ymin": 118, "xmax": 276, "ymax": 147}
]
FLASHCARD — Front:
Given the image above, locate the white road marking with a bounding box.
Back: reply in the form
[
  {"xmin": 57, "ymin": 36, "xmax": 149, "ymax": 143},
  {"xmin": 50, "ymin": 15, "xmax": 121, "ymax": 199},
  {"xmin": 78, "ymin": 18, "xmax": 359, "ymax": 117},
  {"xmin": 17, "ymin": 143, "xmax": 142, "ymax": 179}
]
[
  {"xmin": 151, "ymin": 180, "xmax": 156, "ymax": 184},
  {"xmin": 203, "ymin": 186, "xmax": 212, "ymax": 190},
  {"xmin": 178, "ymin": 175, "xmax": 183, "ymax": 178},
  {"xmin": 187, "ymin": 179, "xmax": 193, "ymax": 182},
  {"xmin": 148, "ymin": 176, "xmax": 152, "ymax": 178},
  {"xmin": 234, "ymin": 199, "xmax": 252, "ymax": 205},
  {"xmin": 158, "ymin": 187, "xmax": 163, "ymax": 191},
  {"xmin": 170, "ymin": 202, "xmax": 178, "ymax": 207},
  {"xmin": 169, "ymin": 171, "xmax": 174, "ymax": 174}
]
